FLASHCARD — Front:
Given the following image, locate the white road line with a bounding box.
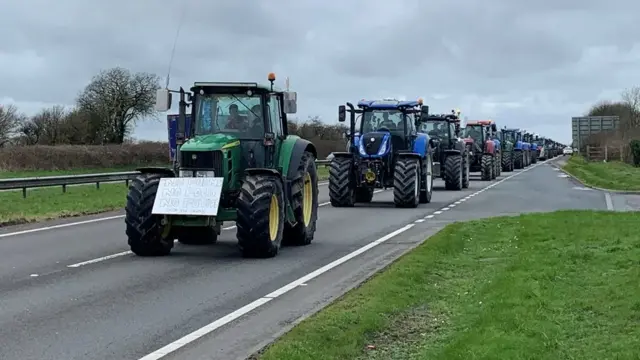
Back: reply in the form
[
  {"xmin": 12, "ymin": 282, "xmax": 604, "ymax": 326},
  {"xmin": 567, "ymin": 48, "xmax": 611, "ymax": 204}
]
[
  {"xmin": 605, "ymin": 192, "xmax": 614, "ymax": 211},
  {"xmin": 424, "ymin": 215, "xmax": 434, "ymax": 219},
  {"xmin": 414, "ymin": 219, "xmax": 425, "ymax": 223},
  {"xmin": 137, "ymin": 223, "xmax": 416, "ymax": 360},
  {"xmin": 433, "ymin": 211, "xmax": 443, "ymax": 215},
  {"xmin": 441, "ymin": 207, "xmax": 450, "ymax": 211},
  {"xmin": 0, "ymin": 215, "xmax": 125, "ymax": 239}
]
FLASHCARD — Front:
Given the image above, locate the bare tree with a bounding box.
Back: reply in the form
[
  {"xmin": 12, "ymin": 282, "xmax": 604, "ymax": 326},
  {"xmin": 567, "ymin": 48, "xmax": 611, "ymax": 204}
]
[
  {"xmin": 621, "ymin": 86, "xmax": 640, "ymax": 129},
  {"xmin": 0, "ymin": 104, "xmax": 26, "ymax": 147},
  {"xmin": 76, "ymin": 67, "xmax": 161, "ymax": 144}
]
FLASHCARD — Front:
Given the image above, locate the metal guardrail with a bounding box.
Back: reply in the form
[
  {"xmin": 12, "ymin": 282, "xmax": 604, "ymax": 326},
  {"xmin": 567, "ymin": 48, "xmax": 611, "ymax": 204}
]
[{"xmin": 1, "ymin": 160, "xmax": 331, "ymax": 198}]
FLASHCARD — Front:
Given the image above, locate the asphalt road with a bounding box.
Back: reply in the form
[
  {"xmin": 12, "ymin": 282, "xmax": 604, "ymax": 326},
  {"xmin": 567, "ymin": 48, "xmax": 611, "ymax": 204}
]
[{"xmin": 0, "ymin": 159, "xmax": 609, "ymax": 360}]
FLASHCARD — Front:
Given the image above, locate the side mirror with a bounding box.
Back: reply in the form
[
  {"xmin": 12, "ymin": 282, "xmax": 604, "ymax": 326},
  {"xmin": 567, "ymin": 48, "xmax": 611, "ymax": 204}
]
[
  {"xmin": 283, "ymin": 91, "xmax": 297, "ymax": 114},
  {"xmin": 155, "ymin": 89, "xmax": 172, "ymax": 111},
  {"xmin": 420, "ymin": 105, "xmax": 429, "ymax": 119},
  {"xmin": 491, "ymin": 123, "xmax": 497, "ymax": 132},
  {"xmin": 338, "ymin": 105, "xmax": 346, "ymax": 122}
]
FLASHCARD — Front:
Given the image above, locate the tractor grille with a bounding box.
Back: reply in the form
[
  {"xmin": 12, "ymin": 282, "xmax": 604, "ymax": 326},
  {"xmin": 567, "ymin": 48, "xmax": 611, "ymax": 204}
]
[
  {"xmin": 180, "ymin": 150, "xmax": 224, "ymax": 177},
  {"xmin": 363, "ymin": 133, "xmax": 386, "ymax": 156}
]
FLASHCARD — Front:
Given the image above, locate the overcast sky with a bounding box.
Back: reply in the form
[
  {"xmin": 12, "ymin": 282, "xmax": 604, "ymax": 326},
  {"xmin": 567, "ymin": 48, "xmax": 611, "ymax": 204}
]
[{"xmin": 2, "ymin": 0, "xmax": 639, "ymax": 144}]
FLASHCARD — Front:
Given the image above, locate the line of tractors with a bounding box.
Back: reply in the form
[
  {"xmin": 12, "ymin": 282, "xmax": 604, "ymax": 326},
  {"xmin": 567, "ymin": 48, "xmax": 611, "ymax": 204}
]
[
  {"xmin": 327, "ymin": 98, "xmax": 565, "ymax": 208},
  {"xmin": 122, "ymin": 76, "xmax": 565, "ymax": 260}
]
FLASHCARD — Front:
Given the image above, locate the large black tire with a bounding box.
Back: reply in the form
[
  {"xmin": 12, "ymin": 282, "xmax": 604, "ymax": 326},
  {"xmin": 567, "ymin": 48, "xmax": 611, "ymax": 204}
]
[
  {"xmin": 236, "ymin": 174, "xmax": 285, "ymax": 258},
  {"xmin": 177, "ymin": 227, "xmax": 217, "ymax": 245},
  {"xmin": 514, "ymin": 151, "xmax": 524, "ymax": 169},
  {"xmin": 462, "ymin": 151, "xmax": 470, "ymax": 189},
  {"xmin": 531, "ymin": 151, "xmax": 538, "ymax": 164},
  {"xmin": 494, "ymin": 153, "xmax": 501, "ymax": 177},
  {"xmin": 355, "ymin": 187, "xmax": 374, "ymax": 202},
  {"xmin": 420, "ymin": 156, "xmax": 433, "ymax": 203},
  {"xmin": 393, "ymin": 157, "xmax": 421, "ymax": 208},
  {"xmin": 125, "ymin": 174, "xmax": 174, "ymax": 256},
  {"xmin": 481, "ymin": 154, "xmax": 493, "ymax": 181},
  {"xmin": 502, "ymin": 151, "xmax": 513, "ymax": 172},
  {"xmin": 444, "ymin": 154, "xmax": 463, "ymax": 190},
  {"xmin": 284, "ymin": 151, "xmax": 319, "ymax": 246},
  {"xmin": 328, "ymin": 157, "xmax": 355, "ymax": 207}
]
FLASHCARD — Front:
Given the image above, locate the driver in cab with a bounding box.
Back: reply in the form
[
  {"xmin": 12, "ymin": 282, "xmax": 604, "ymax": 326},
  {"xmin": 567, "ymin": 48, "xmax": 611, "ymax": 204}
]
[{"xmin": 225, "ymin": 104, "xmax": 247, "ymax": 129}]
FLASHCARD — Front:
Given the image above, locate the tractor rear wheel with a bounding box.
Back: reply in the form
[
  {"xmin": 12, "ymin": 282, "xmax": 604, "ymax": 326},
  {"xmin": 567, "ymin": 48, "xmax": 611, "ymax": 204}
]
[
  {"xmin": 125, "ymin": 174, "xmax": 174, "ymax": 256},
  {"xmin": 284, "ymin": 151, "xmax": 319, "ymax": 246},
  {"xmin": 481, "ymin": 154, "xmax": 493, "ymax": 180},
  {"xmin": 355, "ymin": 187, "xmax": 374, "ymax": 202},
  {"xmin": 329, "ymin": 157, "xmax": 355, "ymax": 207},
  {"xmin": 444, "ymin": 154, "xmax": 463, "ymax": 190},
  {"xmin": 419, "ymin": 156, "xmax": 433, "ymax": 203},
  {"xmin": 236, "ymin": 174, "xmax": 285, "ymax": 258},
  {"xmin": 177, "ymin": 227, "xmax": 218, "ymax": 245},
  {"xmin": 393, "ymin": 157, "xmax": 420, "ymax": 208},
  {"xmin": 531, "ymin": 152, "xmax": 538, "ymax": 164},
  {"xmin": 462, "ymin": 152, "xmax": 470, "ymax": 189}
]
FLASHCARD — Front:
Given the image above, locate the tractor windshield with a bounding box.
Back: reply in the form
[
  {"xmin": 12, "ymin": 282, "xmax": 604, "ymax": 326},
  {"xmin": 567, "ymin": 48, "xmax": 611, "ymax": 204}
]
[
  {"xmin": 419, "ymin": 120, "xmax": 450, "ymax": 138},
  {"xmin": 503, "ymin": 131, "xmax": 516, "ymax": 143},
  {"xmin": 360, "ymin": 109, "xmax": 405, "ymax": 135},
  {"xmin": 194, "ymin": 93, "xmax": 265, "ymax": 138},
  {"xmin": 463, "ymin": 125, "xmax": 484, "ymax": 142}
]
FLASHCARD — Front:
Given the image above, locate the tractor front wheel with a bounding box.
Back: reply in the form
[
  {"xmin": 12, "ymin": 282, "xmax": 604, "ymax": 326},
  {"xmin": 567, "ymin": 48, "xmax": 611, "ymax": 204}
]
[
  {"xmin": 481, "ymin": 154, "xmax": 493, "ymax": 181},
  {"xmin": 125, "ymin": 174, "xmax": 174, "ymax": 256},
  {"xmin": 284, "ymin": 151, "xmax": 319, "ymax": 246},
  {"xmin": 495, "ymin": 154, "xmax": 501, "ymax": 177},
  {"xmin": 502, "ymin": 151, "xmax": 513, "ymax": 172},
  {"xmin": 393, "ymin": 157, "xmax": 421, "ymax": 208},
  {"xmin": 514, "ymin": 151, "xmax": 524, "ymax": 169},
  {"xmin": 419, "ymin": 156, "xmax": 433, "ymax": 203},
  {"xmin": 328, "ymin": 157, "xmax": 356, "ymax": 207},
  {"xmin": 236, "ymin": 174, "xmax": 285, "ymax": 258},
  {"xmin": 444, "ymin": 154, "xmax": 463, "ymax": 190},
  {"xmin": 462, "ymin": 152, "xmax": 470, "ymax": 189}
]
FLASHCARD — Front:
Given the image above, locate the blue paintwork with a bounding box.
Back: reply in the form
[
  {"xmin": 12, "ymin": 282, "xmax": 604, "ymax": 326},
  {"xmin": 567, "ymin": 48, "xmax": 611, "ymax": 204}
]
[
  {"xmin": 357, "ymin": 99, "xmax": 421, "ymax": 109},
  {"xmin": 522, "ymin": 142, "xmax": 531, "ymax": 151},
  {"xmin": 412, "ymin": 133, "xmax": 429, "ymax": 157},
  {"xmin": 492, "ymin": 138, "xmax": 501, "ymax": 151},
  {"xmin": 357, "ymin": 131, "xmax": 392, "ymax": 158},
  {"xmin": 354, "ymin": 133, "xmax": 361, "ymax": 147}
]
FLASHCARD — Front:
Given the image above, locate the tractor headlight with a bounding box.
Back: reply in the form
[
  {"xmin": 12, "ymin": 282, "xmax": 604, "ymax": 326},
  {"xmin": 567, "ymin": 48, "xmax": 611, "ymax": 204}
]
[
  {"xmin": 178, "ymin": 170, "xmax": 215, "ymax": 177},
  {"xmin": 179, "ymin": 170, "xmax": 193, "ymax": 177},
  {"xmin": 377, "ymin": 138, "xmax": 389, "ymax": 156}
]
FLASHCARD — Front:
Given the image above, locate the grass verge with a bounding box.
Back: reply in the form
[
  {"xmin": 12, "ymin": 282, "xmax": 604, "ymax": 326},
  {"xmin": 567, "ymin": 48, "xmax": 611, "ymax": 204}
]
[
  {"xmin": 0, "ymin": 183, "xmax": 128, "ymax": 226},
  {"xmin": 563, "ymin": 155, "xmax": 640, "ymax": 191},
  {"xmin": 257, "ymin": 210, "xmax": 640, "ymax": 360},
  {"xmin": 0, "ymin": 165, "xmax": 330, "ymax": 227}
]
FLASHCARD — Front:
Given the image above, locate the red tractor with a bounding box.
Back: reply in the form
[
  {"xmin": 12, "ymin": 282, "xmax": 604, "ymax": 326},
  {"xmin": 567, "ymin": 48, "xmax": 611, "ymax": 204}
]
[{"xmin": 462, "ymin": 120, "xmax": 500, "ymax": 180}]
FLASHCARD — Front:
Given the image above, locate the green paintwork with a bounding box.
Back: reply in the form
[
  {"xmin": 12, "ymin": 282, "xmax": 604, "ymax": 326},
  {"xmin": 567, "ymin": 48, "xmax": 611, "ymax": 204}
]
[
  {"xmin": 179, "ymin": 133, "xmax": 238, "ymax": 152},
  {"xmin": 277, "ymin": 135, "xmax": 302, "ymax": 177}
]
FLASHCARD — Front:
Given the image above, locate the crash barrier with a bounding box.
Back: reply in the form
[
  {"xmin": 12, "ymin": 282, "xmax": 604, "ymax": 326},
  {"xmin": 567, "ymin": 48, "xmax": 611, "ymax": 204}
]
[{"xmin": 1, "ymin": 160, "xmax": 330, "ymax": 198}]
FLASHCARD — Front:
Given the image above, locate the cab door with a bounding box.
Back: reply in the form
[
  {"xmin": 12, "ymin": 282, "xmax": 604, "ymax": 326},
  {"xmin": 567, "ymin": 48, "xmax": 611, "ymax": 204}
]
[{"xmin": 266, "ymin": 94, "xmax": 284, "ymax": 168}]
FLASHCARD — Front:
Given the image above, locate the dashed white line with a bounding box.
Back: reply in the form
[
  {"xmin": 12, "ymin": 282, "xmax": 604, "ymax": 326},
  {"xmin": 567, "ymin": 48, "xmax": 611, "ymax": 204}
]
[
  {"xmin": 414, "ymin": 219, "xmax": 425, "ymax": 223},
  {"xmin": 604, "ymin": 192, "xmax": 614, "ymax": 210},
  {"xmin": 433, "ymin": 211, "xmax": 443, "ymax": 215},
  {"xmin": 441, "ymin": 207, "xmax": 450, "ymax": 211},
  {"xmin": 424, "ymin": 215, "xmax": 434, "ymax": 219},
  {"xmin": 137, "ymin": 223, "xmax": 416, "ymax": 360}
]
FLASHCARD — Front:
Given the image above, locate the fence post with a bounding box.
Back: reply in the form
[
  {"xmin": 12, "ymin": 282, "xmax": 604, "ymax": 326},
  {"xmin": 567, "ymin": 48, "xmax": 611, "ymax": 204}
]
[
  {"xmin": 587, "ymin": 145, "xmax": 591, "ymax": 160},
  {"xmin": 621, "ymin": 145, "xmax": 624, "ymax": 162},
  {"xmin": 605, "ymin": 145, "xmax": 608, "ymax": 161}
]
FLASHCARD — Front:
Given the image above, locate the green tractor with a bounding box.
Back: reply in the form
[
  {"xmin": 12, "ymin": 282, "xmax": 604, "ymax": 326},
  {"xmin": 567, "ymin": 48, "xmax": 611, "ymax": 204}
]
[
  {"xmin": 497, "ymin": 128, "xmax": 514, "ymax": 172},
  {"xmin": 124, "ymin": 73, "xmax": 320, "ymax": 258}
]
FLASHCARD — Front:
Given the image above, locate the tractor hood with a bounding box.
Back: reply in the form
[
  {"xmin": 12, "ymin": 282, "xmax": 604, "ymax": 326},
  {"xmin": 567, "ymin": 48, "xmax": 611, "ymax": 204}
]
[{"xmin": 180, "ymin": 133, "xmax": 240, "ymax": 152}]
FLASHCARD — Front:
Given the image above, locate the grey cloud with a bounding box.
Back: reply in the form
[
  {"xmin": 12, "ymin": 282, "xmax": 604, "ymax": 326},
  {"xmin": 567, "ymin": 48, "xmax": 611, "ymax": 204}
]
[{"xmin": 1, "ymin": 0, "xmax": 638, "ymax": 145}]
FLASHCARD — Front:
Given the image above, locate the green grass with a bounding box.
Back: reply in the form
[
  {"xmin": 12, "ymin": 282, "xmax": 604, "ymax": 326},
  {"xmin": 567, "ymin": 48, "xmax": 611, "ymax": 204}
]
[
  {"xmin": 257, "ymin": 211, "xmax": 640, "ymax": 360},
  {"xmin": 563, "ymin": 155, "xmax": 640, "ymax": 191},
  {"xmin": 0, "ymin": 183, "xmax": 128, "ymax": 226},
  {"xmin": 0, "ymin": 165, "xmax": 329, "ymax": 226}
]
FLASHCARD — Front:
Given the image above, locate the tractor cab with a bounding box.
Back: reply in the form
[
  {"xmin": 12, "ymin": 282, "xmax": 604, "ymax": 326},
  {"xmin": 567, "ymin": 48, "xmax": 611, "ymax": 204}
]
[{"xmin": 463, "ymin": 120, "xmax": 498, "ymax": 154}]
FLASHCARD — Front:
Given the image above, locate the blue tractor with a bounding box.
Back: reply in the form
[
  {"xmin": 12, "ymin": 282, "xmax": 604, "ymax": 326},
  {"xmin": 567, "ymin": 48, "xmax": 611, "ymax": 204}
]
[
  {"xmin": 502, "ymin": 128, "xmax": 530, "ymax": 169},
  {"xmin": 329, "ymin": 99, "xmax": 434, "ymax": 208}
]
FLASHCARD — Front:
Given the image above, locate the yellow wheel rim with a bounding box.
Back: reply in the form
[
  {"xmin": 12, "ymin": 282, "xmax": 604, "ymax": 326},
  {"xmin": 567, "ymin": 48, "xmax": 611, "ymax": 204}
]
[
  {"xmin": 269, "ymin": 194, "xmax": 280, "ymax": 241},
  {"xmin": 302, "ymin": 172, "xmax": 313, "ymax": 226}
]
